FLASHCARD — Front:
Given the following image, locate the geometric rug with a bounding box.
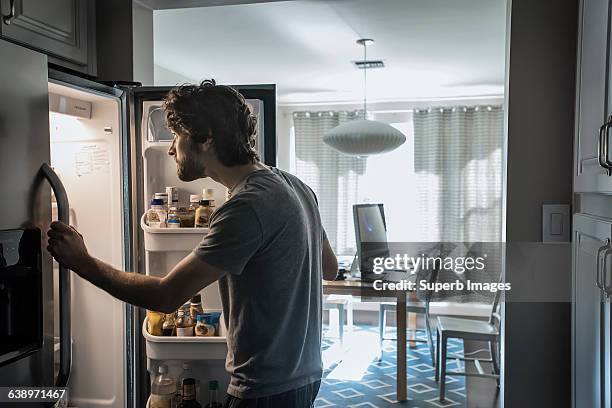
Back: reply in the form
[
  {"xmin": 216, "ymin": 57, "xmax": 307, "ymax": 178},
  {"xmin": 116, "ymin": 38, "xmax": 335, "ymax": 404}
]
[{"xmin": 316, "ymin": 324, "xmax": 466, "ymax": 407}]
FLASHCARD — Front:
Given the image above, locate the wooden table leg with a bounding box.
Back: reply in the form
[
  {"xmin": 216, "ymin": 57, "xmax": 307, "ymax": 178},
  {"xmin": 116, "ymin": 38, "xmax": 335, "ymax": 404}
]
[
  {"xmin": 408, "ymin": 311, "xmax": 418, "ymax": 348},
  {"xmin": 396, "ymin": 293, "xmax": 407, "ymax": 402}
]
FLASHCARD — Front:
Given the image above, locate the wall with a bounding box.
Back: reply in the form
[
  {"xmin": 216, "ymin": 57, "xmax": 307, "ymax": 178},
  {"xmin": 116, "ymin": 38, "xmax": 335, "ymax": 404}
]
[
  {"xmin": 133, "ymin": 2, "xmax": 154, "ymax": 86},
  {"xmin": 154, "ymin": 64, "xmax": 199, "ymax": 86},
  {"xmin": 504, "ymin": 0, "xmax": 578, "ymax": 406}
]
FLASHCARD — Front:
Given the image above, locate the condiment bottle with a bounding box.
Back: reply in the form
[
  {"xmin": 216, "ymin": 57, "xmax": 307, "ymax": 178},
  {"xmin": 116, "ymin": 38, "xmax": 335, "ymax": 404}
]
[
  {"xmin": 175, "ymin": 303, "xmax": 194, "ymax": 336},
  {"xmin": 190, "ymin": 294, "xmax": 204, "ymax": 321},
  {"xmin": 167, "ymin": 208, "xmax": 181, "ymax": 229},
  {"xmin": 178, "ymin": 378, "xmax": 202, "ymax": 408},
  {"xmin": 148, "ymin": 199, "xmax": 167, "ymax": 228},
  {"xmin": 154, "ymin": 192, "xmax": 169, "ymax": 210},
  {"xmin": 162, "ymin": 312, "xmax": 176, "ymax": 336},
  {"xmin": 176, "ymin": 362, "xmax": 201, "ymax": 406},
  {"xmin": 166, "ymin": 186, "xmax": 179, "ymax": 209},
  {"xmin": 189, "ymin": 194, "xmax": 201, "ymax": 211},
  {"xmin": 195, "ymin": 200, "xmax": 213, "ymax": 228},
  {"xmin": 203, "ymin": 189, "xmax": 216, "ymax": 209},
  {"xmin": 204, "ymin": 380, "xmax": 222, "ymax": 408},
  {"xmin": 203, "ymin": 188, "xmax": 215, "ymax": 200}
]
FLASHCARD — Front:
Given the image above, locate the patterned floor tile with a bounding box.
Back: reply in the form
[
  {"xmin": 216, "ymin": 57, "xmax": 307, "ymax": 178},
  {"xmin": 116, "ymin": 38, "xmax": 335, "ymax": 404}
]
[{"xmin": 317, "ymin": 324, "xmax": 466, "ymax": 407}]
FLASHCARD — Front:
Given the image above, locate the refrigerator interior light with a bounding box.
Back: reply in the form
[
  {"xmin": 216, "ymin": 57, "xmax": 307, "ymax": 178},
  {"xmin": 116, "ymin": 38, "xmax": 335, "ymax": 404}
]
[{"xmin": 49, "ymin": 93, "xmax": 92, "ymax": 119}]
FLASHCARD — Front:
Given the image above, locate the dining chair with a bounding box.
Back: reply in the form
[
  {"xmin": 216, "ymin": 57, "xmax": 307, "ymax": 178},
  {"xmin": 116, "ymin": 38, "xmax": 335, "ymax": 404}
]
[{"xmin": 435, "ymin": 286, "xmax": 502, "ymax": 401}]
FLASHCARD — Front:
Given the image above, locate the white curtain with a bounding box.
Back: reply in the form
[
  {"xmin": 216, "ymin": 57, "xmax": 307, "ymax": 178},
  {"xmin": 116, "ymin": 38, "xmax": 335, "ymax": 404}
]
[
  {"xmin": 413, "ymin": 106, "xmax": 504, "ymax": 243},
  {"xmin": 293, "ymin": 111, "xmax": 366, "ymax": 255}
]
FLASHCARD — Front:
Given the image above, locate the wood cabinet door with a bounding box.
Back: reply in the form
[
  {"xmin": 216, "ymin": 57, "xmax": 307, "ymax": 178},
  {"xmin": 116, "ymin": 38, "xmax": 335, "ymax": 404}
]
[
  {"xmin": 0, "ymin": 0, "xmax": 95, "ymax": 75},
  {"xmin": 574, "ymin": 0, "xmax": 612, "ymax": 192}
]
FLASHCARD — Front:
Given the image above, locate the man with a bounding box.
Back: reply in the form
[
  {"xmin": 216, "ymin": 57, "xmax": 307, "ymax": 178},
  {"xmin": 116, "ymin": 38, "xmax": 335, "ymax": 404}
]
[{"xmin": 47, "ymin": 80, "xmax": 339, "ymax": 407}]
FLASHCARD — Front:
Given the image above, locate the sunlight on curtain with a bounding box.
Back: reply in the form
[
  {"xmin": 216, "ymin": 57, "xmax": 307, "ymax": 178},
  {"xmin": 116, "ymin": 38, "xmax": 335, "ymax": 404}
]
[
  {"xmin": 413, "ymin": 106, "xmax": 504, "ymax": 243},
  {"xmin": 293, "ymin": 111, "xmax": 367, "ymax": 255}
]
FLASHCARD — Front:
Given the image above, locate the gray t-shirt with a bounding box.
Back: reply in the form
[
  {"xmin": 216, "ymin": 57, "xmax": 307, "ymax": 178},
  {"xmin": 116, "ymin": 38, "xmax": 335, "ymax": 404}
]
[{"xmin": 193, "ymin": 167, "xmax": 324, "ymax": 399}]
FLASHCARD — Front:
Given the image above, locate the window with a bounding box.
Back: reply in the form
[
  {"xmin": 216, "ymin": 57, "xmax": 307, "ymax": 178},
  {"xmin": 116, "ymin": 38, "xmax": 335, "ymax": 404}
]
[{"xmin": 292, "ymin": 104, "xmax": 504, "ymax": 256}]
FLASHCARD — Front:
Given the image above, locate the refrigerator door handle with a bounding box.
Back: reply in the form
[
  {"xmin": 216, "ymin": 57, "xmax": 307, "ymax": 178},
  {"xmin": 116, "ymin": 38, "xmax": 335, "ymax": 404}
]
[
  {"xmin": 1, "ymin": 0, "xmax": 15, "ymax": 25},
  {"xmin": 40, "ymin": 163, "xmax": 72, "ymax": 387},
  {"xmin": 603, "ymin": 245, "xmax": 612, "ymax": 297},
  {"xmin": 596, "ymin": 239, "xmax": 610, "ymax": 289},
  {"xmin": 603, "ymin": 115, "xmax": 612, "ymax": 175},
  {"xmin": 599, "ymin": 121, "xmax": 608, "ymax": 171}
]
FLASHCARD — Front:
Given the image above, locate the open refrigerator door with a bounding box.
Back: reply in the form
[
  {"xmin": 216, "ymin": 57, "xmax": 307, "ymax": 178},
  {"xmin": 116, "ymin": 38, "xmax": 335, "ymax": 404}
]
[
  {"xmin": 48, "ymin": 78, "xmax": 129, "ymax": 408},
  {"xmin": 133, "ymin": 85, "xmax": 276, "ymax": 407}
]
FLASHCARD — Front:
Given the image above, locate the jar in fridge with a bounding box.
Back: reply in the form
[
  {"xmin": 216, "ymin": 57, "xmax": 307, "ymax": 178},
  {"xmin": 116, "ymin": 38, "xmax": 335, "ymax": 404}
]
[
  {"xmin": 148, "ymin": 199, "xmax": 167, "ymax": 228},
  {"xmin": 189, "ymin": 294, "xmax": 204, "ymax": 321},
  {"xmin": 175, "ymin": 206, "xmax": 195, "ymax": 228},
  {"xmin": 195, "ymin": 200, "xmax": 214, "ymax": 228},
  {"xmin": 154, "ymin": 193, "xmax": 169, "ymax": 210},
  {"xmin": 162, "ymin": 312, "xmax": 176, "ymax": 336},
  {"xmin": 167, "ymin": 209, "xmax": 181, "ymax": 229},
  {"xmin": 189, "ymin": 194, "xmax": 201, "ymax": 209},
  {"xmin": 175, "ymin": 303, "xmax": 194, "ymax": 336},
  {"xmin": 166, "ymin": 186, "xmax": 179, "ymax": 209}
]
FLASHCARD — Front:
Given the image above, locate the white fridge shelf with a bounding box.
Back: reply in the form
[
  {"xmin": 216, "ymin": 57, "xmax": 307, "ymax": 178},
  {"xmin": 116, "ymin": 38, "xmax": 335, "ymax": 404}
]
[
  {"xmin": 143, "ymin": 318, "xmax": 227, "ymax": 360},
  {"xmin": 141, "ymin": 214, "xmax": 208, "ymax": 252}
]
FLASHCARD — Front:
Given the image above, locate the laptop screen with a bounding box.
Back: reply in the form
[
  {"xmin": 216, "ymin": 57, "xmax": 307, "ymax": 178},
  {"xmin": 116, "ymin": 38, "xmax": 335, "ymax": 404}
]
[{"xmin": 353, "ymin": 204, "xmax": 390, "ymax": 277}]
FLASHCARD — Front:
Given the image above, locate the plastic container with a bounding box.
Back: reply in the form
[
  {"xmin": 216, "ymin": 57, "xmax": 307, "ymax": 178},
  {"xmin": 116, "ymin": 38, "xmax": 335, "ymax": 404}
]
[
  {"xmin": 148, "ymin": 199, "xmax": 167, "ymax": 228},
  {"xmin": 143, "ymin": 316, "xmax": 227, "ymax": 360},
  {"xmin": 141, "ymin": 214, "xmax": 208, "ymax": 252},
  {"xmin": 150, "ymin": 364, "xmax": 176, "ymax": 408}
]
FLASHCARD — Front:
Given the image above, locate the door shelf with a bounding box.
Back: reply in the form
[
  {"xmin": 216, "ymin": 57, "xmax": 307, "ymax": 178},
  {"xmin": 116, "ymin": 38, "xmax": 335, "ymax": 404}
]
[
  {"xmin": 141, "ymin": 214, "xmax": 208, "ymax": 252},
  {"xmin": 143, "ymin": 318, "xmax": 227, "ymax": 360}
]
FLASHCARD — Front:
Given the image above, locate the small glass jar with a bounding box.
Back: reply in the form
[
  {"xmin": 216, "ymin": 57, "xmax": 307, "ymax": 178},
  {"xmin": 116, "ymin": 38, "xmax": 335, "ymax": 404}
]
[
  {"xmin": 195, "ymin": 200, "xmax": 214, "ymax": 228},
  {"xmin": 147, "ymin": 198, "xmax": 166, "ymax": 228},
  {"xmin": 175, "ymin": 206, "xmax": 195, "ymax": 228},
  {"xmin": 167, "ymin": 208, "xmax": 181, "ymax": 229},
  {"xmin": 175, "ymin": 304, "xmax": 194, "ymax": 337},
  {"xmin": 162, "ymin": 312, "xmax": 176, "ymax": 336}
]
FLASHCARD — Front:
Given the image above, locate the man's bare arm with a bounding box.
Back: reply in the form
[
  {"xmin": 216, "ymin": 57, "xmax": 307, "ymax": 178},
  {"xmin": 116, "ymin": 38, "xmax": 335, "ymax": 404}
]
[
  {"xmin": 322, "ymin": 237, "xmax": 338, "ymax": 281},
  {"xmin": 47, "ymin": 221, "xmax": 224, "ymax": 313}
]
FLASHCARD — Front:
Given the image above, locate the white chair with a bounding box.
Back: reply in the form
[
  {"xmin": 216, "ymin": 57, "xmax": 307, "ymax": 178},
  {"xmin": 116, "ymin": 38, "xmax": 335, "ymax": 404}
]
[
  {"xmin": 435, "ymin": 289, "xmax": 501, "ymax": 401},
  {"xmin": 323, "ymin": 295, "xmax": 354, "ymax": 343},
  {"xmin": 378, "ymin": 267, "xmax": 439, "ymax": 364}
]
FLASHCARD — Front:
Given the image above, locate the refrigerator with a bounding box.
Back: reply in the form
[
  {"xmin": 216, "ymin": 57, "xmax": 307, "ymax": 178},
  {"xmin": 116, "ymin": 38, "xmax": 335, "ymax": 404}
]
[{"xmin": 0, "ymin": 38, "xmax": 277, "ymax": 407}]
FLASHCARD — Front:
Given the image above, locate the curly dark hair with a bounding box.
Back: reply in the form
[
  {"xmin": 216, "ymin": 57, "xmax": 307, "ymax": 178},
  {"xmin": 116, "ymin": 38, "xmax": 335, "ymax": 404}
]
[{"xmin": 163, "ymin": 79, "xmax": 259, "ymax": 166}]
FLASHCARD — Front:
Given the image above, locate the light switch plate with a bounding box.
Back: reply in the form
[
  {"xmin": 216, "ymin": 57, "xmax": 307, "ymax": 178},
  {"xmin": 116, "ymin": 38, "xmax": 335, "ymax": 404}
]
[{"xmin": 542, "ymin": 204, "xmax": 570, "ymax": 242}]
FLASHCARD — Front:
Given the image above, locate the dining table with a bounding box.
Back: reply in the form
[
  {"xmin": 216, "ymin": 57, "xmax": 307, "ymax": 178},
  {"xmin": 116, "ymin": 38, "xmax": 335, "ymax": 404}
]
[{"xmin": 323, "ymin": 278, "xmax": 420, "ymax": 402}]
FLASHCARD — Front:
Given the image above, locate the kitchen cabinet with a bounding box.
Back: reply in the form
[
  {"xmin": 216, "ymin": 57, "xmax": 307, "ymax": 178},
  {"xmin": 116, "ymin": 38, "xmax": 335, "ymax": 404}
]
[
  {"xmin": 574, "ymin": 0, "xmax": 612, "ymax": 192},
  {"xmin": 573, "ymin": 214, "xmax": 612, "ymax": 408},
  {"xmin": 0, "ymin": 0, "xmax": 96, "ymax": 76}
]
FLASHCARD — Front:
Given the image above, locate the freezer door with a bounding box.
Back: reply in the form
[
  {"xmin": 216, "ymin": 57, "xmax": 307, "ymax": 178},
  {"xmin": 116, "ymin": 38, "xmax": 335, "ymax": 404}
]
[{"xmin": 0, "ymin": 40, "xmax": 53, "ymax": 386}]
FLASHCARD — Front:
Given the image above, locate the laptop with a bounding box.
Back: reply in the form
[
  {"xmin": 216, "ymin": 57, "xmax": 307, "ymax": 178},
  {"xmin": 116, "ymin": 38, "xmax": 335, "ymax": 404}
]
[{"xmin": 352, "ymin": 204, "xmax": 413, "ymax": 282}]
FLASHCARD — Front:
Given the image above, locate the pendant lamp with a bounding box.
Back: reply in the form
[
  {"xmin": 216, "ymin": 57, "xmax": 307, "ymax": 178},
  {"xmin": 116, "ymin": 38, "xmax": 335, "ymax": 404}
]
[{"xmin": 324, "ymin": 39, "xmax": 406, "ymax": 156}]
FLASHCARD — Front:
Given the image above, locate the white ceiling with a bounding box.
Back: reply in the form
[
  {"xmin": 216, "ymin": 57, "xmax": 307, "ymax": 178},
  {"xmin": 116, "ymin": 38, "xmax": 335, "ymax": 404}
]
[{"xmin": 153, "ymin": 0, "xmax": 507, "ymax": 104}]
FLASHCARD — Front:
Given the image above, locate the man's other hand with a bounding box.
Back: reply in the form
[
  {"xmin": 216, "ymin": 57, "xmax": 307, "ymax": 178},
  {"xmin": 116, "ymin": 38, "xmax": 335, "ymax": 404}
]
[{"xmin": 47, "ymin": 221, "xmax": 92, "ymax": 272}]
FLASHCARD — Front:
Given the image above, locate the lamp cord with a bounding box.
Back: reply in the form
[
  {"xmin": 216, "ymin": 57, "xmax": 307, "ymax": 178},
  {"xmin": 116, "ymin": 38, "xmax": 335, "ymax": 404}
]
[{"xmin": 363, "ymin": 41, "xmax": 367, "ymax": 119}]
